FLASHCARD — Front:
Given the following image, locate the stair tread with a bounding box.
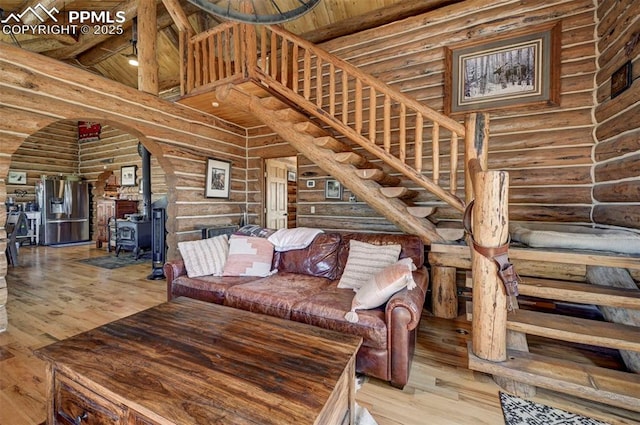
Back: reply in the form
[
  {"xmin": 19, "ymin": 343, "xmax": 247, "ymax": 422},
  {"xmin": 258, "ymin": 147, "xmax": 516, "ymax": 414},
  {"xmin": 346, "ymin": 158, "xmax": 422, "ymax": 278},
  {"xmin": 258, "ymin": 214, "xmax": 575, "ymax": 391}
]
[
  {"xmin": 406, "ymin": 206, "xmax": 436, "ymax": 218},
  {"xmin": 507, "ymin": 309, "xmax": 640, "ymax": 352},
  {"xmin": 295, "ymin": 121, "xmax": 328, "ymax": 137},
  {"xmin": 380, "ymin": 186, "xmax": 418, "ymax": 199},
  {"xmin": 259, "ymin": 97, "xmax": 288, "ymax": 110},
  {"xmin": 335, "ymin": 151, "xmax": 368, "ymax": 166},
  {"xmin": 468, "ymin": 342, "xmax": 640, "ymax": 412},
  {"xmin": 313, "ymin": 136, "xmax": 350, "ymax": 152},
  {"xmin": 355, "ymin": 169, "xmax": 401, "ymax": 186},
  {"xmin": 519, "ymin": 276, "xmax": 640, "ymax": 309}
]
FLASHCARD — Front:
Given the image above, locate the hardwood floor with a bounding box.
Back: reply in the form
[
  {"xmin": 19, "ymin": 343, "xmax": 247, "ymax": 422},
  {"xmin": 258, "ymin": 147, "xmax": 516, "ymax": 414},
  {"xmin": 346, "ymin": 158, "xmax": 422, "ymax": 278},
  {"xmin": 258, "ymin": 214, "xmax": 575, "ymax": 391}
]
[{"xmin": 1, "ymin": 244, "xmax": 639, "ymax": 425}]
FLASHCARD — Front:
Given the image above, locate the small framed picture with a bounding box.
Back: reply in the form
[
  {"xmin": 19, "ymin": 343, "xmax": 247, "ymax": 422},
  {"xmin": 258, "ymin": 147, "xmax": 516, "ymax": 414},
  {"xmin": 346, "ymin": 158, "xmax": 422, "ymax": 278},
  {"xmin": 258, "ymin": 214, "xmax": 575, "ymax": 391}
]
[
  {"xmin": 287, "ymin": 171, "xmax": 297, "ymax": 182},
  {"xmin": 120, "ymin": 165, "xmax": 137, "ymax": 186},
  {"xmin": 205, "ymin": 158, "xmax": 232, "ymax": 198},
  {"xmin": 325, "ymin": 179, "xmax": 342, "ymax": 200},
  {"xmin": 306, "ymin": 180, "xmax": 316, "ymax": 188},
  {"xmin": 611, "ymin": 61, "xmax": 632, "ymax": 99},
  {"xmin": 7, "ymin": 171, "xmax": 27, "ymax": 185}
]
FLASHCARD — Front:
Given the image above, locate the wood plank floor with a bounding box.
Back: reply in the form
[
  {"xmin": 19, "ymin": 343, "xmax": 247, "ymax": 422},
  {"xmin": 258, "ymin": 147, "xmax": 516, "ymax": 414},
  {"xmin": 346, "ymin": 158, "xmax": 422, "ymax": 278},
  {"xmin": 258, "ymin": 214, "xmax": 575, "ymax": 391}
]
[{"xmin": 1, "ymin": 244, "xmax": 639, "ymax": 425}]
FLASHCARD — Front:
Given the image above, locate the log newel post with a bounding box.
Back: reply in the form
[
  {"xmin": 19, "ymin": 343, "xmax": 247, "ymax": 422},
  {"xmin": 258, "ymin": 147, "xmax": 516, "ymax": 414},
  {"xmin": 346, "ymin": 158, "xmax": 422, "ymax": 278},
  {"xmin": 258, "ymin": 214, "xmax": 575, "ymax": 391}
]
[{"xmin": 469, "ymin": 159, "xmax": 509, "ymax": 362}]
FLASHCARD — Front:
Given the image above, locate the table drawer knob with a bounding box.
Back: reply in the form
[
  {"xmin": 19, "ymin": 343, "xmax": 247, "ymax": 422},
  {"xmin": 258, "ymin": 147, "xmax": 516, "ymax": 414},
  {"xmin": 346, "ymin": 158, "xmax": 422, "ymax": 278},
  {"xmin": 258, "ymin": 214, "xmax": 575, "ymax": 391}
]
[{"xmin": 58, "ymin": 410, "xmax": 88, "ymax": 424}]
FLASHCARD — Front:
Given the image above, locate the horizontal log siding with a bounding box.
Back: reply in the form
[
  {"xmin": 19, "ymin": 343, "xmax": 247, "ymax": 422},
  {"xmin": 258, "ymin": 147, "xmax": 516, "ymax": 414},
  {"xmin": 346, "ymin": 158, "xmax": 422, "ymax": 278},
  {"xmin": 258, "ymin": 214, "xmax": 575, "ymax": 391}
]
[
  {"xmin": 78, "ymin": 124, "xmax": 169, "ymax": 240},
  {"xmin": 592, "ymin": 0, "xmax": 640, "ymax": 229},
  {"xmin": 0, "ymin": 43, "xmax": 247, "ymax": 263},
  {"xmin": 310, "ymin": 0, "xmax": 599, "ymax": 224},
  {"xmin": 246, "ymin": 126, "xmax": 297, "ymax": 227},
  {"xmin": 7, "ymin": 121, "xmax": 78, "ymax": 205}
]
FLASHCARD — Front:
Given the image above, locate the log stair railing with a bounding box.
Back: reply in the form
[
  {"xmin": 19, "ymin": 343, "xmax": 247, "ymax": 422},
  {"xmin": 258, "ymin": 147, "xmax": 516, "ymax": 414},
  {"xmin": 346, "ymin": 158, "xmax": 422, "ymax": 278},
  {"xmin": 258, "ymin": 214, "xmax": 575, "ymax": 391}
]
[
  {"xmin": 215, "ymin": 84, "xmax": 444, "ymax": 243},
  {"xmin": 182, "ymin": 22, "xmax": 487, "ymax": 244}
]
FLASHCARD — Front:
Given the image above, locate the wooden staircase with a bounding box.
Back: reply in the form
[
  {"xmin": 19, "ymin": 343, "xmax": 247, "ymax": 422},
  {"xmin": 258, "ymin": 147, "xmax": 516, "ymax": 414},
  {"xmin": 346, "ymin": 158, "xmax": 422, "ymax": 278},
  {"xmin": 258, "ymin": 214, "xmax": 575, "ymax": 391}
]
[
  {"xmin": 431, "ymin": 242, "xmax": 640, "ymax": 412},
  {"xmin": 216, "ymin": 85, "xmax": 444, "ymax": 242},
  {"xmin": 181, "ymin": 21, "xmax": 488, "ymax": 245}
]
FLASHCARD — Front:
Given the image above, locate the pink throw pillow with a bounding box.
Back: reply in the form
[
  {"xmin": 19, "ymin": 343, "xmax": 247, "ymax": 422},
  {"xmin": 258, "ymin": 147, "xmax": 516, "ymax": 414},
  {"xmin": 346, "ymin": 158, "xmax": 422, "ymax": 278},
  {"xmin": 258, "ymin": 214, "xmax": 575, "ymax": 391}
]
[
  {"xmin": 222, "ymin": 235, "xmax": 275, "ymax": 277},
  {"xmin": 345, "ymin": 258, "xmax": 417, "ymax": 323}
]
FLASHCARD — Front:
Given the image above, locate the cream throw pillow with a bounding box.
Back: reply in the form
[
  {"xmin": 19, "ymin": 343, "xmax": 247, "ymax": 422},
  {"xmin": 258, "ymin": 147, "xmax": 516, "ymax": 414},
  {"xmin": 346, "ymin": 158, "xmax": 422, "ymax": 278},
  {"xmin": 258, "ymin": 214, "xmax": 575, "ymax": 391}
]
[
  {"xmin": 222, "ymin": 235, "xmax": 275, "ymax": 277},
  {"xmin": 337, "ymin": 240, "xmax": 401, "ymax": 290},
  {"xmin": 345, "ymin": 258, "xmax": 417, "ymax": 323},
  {"xmin": 178, "ymin": 234, "xmax": 229, "ymax": 278}
]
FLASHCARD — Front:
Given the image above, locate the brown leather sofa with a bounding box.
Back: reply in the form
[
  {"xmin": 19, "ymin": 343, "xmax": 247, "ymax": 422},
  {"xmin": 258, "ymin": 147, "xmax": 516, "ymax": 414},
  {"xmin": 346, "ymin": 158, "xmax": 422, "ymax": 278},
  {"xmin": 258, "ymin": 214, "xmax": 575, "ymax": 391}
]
[{"xmin": 164, "ymin": 232, "xmax": 429, "ymax": 389}]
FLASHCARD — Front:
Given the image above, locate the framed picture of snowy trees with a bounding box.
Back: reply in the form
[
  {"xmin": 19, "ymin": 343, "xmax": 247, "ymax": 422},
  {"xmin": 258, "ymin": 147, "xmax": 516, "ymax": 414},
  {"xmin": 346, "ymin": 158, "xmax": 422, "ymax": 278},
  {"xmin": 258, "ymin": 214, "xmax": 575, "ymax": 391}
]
[{"xmin": 444, "ymin": 22, "xmax": 561, "ymax": 114}]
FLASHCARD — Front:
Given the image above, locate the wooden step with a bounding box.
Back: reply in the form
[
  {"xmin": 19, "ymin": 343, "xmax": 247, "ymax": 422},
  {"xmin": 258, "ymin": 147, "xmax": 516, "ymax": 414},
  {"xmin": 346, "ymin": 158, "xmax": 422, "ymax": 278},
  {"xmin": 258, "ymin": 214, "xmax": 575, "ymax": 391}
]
[
  {"xmin": 406, "ymin": 206, "xmax": 436, "ymax": 218},
  {"xmin": 313, "ymin": 136, "xmax": 350, "ymax": 152},
  {"xmin": 295, "ymin": 121, "xmax": 329, "ymax": 137},
  {"xmin": 507, "ymin": 309, "xmax": 640, "ymax": 352},
  {"xmin": 355, "ymin": 169, "xmax": 401, "ymax": 186},
  {"xmin": 274, "ymin": 108, "xmax": 307, "ymax": 123},
  {"xmin": 335, "ymin": 151, "xmax": 368, "ymax": 167},
  {"xmin": 259, "ymin": 96, "xmax": 288, "ymax": 110},
  {"xmin": 380, "ymin": 187, "xmax": 418, "ymax": 200},
  {"xmin": 518, "ymin": 277, "xmax": 640, "ymax": 309},
  {"xmin": 436, "ymin": 227, "xmax": 465, "ymax": 241},
  {"xmin": 468, "ymin": 343, "xmax": 640, "ymax": 412}
]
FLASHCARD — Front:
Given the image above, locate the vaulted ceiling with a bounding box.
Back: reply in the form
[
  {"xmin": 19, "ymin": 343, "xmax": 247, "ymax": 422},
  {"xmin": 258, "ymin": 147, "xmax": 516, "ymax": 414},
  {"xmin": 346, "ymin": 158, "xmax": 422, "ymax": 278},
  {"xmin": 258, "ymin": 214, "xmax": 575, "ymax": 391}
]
[{"xmin": 0, "ymin": 0, "xmax": 462, "ymax": 95}]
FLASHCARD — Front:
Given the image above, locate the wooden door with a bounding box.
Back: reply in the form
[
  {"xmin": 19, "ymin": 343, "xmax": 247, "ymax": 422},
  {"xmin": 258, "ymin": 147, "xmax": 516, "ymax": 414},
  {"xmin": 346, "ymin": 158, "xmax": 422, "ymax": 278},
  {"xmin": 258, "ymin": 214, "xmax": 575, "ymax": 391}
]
[{"xmin": 266, "ymin": 159, "xmax": 289, "ymax": 229}]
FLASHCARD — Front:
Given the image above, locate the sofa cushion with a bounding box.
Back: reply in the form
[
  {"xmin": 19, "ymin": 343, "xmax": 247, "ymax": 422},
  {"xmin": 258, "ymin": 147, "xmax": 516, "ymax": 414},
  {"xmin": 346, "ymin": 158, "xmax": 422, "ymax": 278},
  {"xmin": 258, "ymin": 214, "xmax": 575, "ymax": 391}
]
[
  {"xmin": 223, "ymin": 235, "xmax": 275, "ymax": 277},
  {"xmin": 224, "ymin": 273, "xmax": 332, "ymax": 319},
  {"xmin": 345, "ymin": 258, "xmax": 417, "ymax": 323},
  {"xmin": 171, "ymin": 275, "xmax": 258, "ymax": 304},
  {"xmin": 290, "ymin": 283, "xmax": 387, "ymax": 350},
  {"xmin": 177, "ymin": 234, "xmax": 229, "ymax": 278},
  {"xmin": 274, "ymin": 233, "xmax": 342, "ymax": 280},
  {"xmin": 338, "ymin": 233, "xmax": 425, "ymax": 272},
  {"xmin": 337, "ymin": 239, "xmax": 401, "ymax": 290}
]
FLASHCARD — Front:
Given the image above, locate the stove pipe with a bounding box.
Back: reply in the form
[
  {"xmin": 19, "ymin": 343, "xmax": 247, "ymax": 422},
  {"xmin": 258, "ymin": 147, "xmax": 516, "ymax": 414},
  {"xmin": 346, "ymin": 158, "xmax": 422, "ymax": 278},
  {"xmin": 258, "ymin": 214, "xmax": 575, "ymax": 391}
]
[{"xmin": 140, "ymin": 143, "xmax": 152, "ymax": 220}]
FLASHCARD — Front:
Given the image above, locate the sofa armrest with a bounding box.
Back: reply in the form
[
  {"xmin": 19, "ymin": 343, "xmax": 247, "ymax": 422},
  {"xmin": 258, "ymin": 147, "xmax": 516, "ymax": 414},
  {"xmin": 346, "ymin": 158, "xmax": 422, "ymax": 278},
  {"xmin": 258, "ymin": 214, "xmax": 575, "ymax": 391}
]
[
  {"xmin": 385, "ymin": 266, "xmax": 429, "ymax": 331},
  {"xmin": 164, "ymin": 260, "xmax": 187, "ymax": 301}
]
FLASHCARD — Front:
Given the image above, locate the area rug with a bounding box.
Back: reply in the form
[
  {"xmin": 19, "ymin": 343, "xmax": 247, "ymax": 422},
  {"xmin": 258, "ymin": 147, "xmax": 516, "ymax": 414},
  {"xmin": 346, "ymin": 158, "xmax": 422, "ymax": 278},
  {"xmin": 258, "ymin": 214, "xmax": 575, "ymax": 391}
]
[
  {"xmin": 77, "ymin": 254, "xmax": 150, "ymax": 269},
  {"xmin": 500, "ymin": 392, "xmax": 610, "ymax": 425},
  {"xmin": 353, "ymin": 374, "xmax": 378, "ymax": 425}
]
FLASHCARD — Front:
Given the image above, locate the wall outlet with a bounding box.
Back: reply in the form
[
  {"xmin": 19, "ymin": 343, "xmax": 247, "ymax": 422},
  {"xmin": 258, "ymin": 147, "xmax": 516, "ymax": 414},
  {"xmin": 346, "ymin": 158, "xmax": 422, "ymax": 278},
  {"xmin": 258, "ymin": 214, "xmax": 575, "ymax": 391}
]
[{"xmin": 310, "ymin": 206, "xmax": 316, "ymax": 214}]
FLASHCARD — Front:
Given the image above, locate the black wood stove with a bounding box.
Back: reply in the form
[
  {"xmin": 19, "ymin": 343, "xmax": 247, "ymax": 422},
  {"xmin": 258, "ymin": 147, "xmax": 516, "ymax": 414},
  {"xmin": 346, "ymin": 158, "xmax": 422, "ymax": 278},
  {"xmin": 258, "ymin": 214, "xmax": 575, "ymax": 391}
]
[{"xmin": 115, "ymin": 218, "xmax": 151, "ymax": 259}]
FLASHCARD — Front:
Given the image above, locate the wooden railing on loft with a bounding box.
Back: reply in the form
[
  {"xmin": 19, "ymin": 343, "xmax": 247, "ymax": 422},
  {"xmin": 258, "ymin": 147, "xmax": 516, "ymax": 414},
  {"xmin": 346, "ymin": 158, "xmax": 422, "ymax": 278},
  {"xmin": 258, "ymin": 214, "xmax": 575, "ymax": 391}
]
[{"xmin": 183, "ymin": 23, "xmax": 484, "ymax": 213}]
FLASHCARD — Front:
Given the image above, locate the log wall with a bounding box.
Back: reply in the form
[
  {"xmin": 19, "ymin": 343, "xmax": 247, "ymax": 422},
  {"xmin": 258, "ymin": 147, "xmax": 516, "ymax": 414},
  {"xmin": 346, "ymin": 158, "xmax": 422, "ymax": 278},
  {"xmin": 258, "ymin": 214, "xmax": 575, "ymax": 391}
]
[
  {"xmin": 592, "ymin": 0, "xmax": 640, "ymax": 229},
  {"xmin": 0, "ymin": 43, "xmax": 247, "ymax": 330},
  {"xmin": 255, "ymin": 0, "xmax": 602, "ymax": 231}
]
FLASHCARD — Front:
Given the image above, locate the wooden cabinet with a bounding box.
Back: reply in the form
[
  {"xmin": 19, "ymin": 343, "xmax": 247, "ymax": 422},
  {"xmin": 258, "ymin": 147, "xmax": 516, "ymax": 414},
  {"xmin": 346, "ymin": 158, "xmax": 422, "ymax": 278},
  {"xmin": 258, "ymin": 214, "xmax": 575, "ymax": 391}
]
[{"xmin": 95, "ymin": 199, "xmax": 138, "ymax": 249}]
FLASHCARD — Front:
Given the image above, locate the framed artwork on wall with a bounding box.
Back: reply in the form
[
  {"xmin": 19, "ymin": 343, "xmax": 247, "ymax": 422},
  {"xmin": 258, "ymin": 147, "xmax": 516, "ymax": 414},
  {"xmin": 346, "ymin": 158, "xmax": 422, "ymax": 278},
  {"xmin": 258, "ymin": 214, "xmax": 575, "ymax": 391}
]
[
  {"xmin": 611, "ymin": 60, "xmax": 632, "ymax": 99},
  {"xmin": 444, "ymin": 22, "xmax": 561, "ymax": 114},
  {"xmin": 7, "ymin": 171, "xmax": 27, "ymax": 185},
  {"xmin": 120, "ymin": 165, "xmax": 137, "ymax": 186},
  {"xmin": 325, "ymin": 179, "xmax": 342, "ymax": 200},
  {"xmin": 287, "ymin": 171, "xmax": 297, "ymax": 182},
  {"xmin": 205, "ymin": 158, "xmax": 232, "ymax": 198}
]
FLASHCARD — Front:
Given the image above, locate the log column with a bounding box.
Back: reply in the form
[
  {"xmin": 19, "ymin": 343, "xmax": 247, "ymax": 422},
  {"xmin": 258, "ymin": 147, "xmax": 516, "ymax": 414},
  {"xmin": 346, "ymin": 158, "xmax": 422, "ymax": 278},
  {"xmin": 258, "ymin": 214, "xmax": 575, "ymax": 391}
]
[
  {"xmin": 138, "ymin": 0, "xmax": 159, "ymax": 95},
  {"xmin": 469, "ymin": 160, "xmax": 509, "ymax": 362}
]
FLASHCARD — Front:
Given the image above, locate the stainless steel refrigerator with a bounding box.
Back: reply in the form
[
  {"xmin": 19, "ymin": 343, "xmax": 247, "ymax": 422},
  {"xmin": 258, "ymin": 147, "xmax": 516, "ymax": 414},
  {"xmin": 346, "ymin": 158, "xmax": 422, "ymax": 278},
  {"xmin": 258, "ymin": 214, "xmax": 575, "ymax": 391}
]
[{"xmin": 37, "ymin": 176, "xmax": 90, "ymax": 245}]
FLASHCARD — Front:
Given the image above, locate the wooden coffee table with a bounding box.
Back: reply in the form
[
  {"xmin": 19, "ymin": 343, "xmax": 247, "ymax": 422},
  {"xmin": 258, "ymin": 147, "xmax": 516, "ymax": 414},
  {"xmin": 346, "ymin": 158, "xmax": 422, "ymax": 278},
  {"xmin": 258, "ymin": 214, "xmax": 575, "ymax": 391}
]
[{"xmin": 35, "ymin": 297, "xmax": 362, "ymax": 425}]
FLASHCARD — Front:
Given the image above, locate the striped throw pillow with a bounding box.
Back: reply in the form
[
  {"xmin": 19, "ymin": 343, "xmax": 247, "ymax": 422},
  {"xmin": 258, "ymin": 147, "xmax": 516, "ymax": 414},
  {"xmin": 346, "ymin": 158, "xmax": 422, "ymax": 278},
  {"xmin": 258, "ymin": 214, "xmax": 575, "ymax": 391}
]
[
  {"xmin": 178, "ymin": 234, "xmax": 229, "ymax": 278},
  {"xmin": 337, "ymin": 240, "xmax": 401, "ymax": 290}
]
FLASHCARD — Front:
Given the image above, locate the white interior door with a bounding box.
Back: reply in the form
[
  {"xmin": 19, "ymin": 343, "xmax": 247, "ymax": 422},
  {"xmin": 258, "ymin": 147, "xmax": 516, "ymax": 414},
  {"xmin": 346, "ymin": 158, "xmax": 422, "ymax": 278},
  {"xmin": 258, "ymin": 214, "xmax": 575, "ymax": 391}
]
[{"xmin": 266, "ymin": 159, "xmax": 289, "ymax": 229}]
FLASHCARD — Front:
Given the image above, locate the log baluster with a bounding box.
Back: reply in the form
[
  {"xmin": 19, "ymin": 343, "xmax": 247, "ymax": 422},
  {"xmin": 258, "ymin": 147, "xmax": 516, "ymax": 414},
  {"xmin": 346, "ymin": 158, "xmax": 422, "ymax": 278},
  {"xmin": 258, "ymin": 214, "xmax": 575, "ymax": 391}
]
[
  {"xmin": 355, "ymin": 79, "xmax": 362, "ymax": 135},
  {"xmin": 369, "ymin": 88, "xmax": 376, "ymax": 144},
  {"xmin": 415, "ymin": 114, "xmax": 423, "ymax": 172},
  {"xmin": 383, "ymin": 94, "xmax": 391, "ymax": 153},
  {"xmin": 450, "ymin": 132, "xmax": 459, "ymax": 195},
  {"xmin": 432, "ymin": 122, "xmax": 440, "ymax": 184},
  {"xmin": 303, "ymin": 49, "xmax": 311, "ymax": 100},
  {"xmin": 329, "ymin": 63, "xmax": 335, "ymax": 116},
  {"xmin": 399, "ymin": 103, "xmax": 406, "ymax": 163},
  {"xmin": 316, "ymin": 56, "xmax": 323, "ymax": 108}
]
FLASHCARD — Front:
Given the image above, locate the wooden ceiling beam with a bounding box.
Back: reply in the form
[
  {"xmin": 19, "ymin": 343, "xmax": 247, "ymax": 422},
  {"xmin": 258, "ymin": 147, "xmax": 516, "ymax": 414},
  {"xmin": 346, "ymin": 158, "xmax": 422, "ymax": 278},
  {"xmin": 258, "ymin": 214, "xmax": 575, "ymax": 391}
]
[
  {"xmin": 161, "ymin": 0, "xmax": 194, "ymax": 33},
  {"xmin": 300, "ymin": 0, "xmax": 464, "ymax": 44},
  {"xmin": 44, "ymin": 0, "xmax": 138, "ymax": 60},
  {"xmin": 77, "ymin": 2, "xmax": 200, "ymax": 67}
]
